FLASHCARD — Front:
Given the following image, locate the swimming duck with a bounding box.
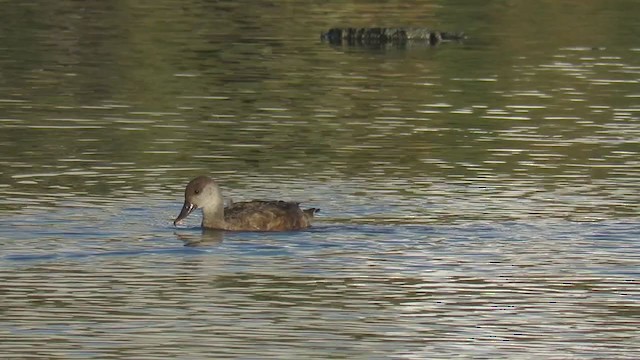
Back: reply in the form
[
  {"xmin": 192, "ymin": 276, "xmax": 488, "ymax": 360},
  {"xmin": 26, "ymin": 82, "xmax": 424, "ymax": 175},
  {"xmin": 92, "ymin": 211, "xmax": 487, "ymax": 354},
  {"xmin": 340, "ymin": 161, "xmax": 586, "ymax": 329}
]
[{"xmin": 173, "ymin": 176, "xmax": 318, "ymax": 231}]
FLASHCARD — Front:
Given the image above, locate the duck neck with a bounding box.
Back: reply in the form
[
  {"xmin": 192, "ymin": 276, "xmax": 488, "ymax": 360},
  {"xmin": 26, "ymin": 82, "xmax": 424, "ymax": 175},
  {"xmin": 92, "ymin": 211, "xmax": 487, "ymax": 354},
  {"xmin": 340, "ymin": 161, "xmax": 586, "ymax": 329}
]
[{"xmin": 201, "ymin": 196, "xmax": 227, "ymax": 230}]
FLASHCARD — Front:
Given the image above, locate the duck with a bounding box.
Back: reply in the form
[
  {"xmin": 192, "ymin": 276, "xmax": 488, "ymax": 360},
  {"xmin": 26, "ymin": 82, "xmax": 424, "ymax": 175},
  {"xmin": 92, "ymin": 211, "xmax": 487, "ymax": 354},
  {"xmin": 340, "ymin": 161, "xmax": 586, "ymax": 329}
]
[{"xmin": 173, "ymin": 176, "xmax": 318, "ymax": 231}]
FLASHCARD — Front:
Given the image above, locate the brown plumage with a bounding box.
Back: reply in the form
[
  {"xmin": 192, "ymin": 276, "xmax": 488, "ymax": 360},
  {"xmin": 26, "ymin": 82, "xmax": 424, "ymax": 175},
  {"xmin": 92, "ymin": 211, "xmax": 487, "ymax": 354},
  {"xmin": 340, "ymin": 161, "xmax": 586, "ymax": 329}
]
[{"xmin": 173, "ymin": 176, "xmax": 318, "ymax": 231}]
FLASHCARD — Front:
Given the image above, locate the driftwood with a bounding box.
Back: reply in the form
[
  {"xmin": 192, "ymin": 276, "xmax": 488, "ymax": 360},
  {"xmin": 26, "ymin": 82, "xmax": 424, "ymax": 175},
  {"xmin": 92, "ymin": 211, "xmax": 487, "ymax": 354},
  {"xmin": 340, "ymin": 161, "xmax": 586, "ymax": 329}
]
[{"xmin": 321, "ymin": 27, "xmax": 466, "ymax": 46}]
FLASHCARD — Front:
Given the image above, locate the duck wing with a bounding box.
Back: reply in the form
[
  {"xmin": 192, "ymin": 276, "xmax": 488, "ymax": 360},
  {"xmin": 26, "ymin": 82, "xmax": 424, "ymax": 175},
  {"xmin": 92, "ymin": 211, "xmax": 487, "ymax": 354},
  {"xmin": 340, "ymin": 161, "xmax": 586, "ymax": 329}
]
[{"xmin": 224, "ymin": 200, "xmax": 318, "ymax": 231}]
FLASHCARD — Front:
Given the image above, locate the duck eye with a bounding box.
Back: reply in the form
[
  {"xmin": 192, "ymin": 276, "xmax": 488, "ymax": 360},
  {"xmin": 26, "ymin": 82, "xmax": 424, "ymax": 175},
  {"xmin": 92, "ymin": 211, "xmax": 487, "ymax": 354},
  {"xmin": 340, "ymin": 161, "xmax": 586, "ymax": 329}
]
[{"xmin": 194, "ymin": 189, "xmax": 200, "ymax": 194}]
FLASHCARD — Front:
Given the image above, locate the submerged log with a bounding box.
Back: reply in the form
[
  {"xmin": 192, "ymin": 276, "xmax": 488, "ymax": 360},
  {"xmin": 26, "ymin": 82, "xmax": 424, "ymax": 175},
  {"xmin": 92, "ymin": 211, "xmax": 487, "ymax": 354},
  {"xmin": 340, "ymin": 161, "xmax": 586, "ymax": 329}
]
[{"xmin": 321, "ymin": 27, "xmax": 466, "ymax": 46}]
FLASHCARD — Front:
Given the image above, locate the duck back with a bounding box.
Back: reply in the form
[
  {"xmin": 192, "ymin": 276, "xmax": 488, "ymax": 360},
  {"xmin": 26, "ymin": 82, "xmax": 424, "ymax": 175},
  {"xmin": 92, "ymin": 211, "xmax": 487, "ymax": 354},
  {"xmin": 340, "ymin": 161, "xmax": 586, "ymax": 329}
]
[{"xmin": 223, "ymin": 200, "xmax": 318, "ymax": 231}]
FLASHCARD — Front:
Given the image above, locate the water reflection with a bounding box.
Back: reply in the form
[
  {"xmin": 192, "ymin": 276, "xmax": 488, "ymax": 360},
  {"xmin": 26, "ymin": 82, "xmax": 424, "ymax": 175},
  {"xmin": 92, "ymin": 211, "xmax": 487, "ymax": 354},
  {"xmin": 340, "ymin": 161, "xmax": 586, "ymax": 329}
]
[
  {"xmin": 2, "ymin": 215, "xmax": 639, "ymax": 358},
  {"xmin": 176, "ymin": 228, "xmax": 225, "ymax": 247},
  {"xmin": 1, "ymin": 0, "xmax": 640, "ymax": 358},
  {"xmin": 2, "ymin": 44, "xmax": 639, "ymax": 218}
]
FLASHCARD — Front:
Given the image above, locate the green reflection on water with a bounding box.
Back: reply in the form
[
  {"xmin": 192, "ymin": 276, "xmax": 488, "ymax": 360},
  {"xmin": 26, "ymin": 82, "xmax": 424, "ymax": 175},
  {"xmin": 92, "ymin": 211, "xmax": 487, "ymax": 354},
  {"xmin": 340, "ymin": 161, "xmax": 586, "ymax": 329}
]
[{"xmin": 0, "ymin": 0, "xmax": 638, "ymax": 220}]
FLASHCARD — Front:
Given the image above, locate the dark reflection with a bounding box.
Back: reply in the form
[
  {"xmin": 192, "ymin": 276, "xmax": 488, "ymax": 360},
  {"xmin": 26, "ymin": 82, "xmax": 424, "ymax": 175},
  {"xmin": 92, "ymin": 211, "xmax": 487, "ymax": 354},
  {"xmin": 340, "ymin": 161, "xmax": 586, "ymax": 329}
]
[{"xmin": 175, "ymin": 228, "xmax": 225, "ymax": 247}]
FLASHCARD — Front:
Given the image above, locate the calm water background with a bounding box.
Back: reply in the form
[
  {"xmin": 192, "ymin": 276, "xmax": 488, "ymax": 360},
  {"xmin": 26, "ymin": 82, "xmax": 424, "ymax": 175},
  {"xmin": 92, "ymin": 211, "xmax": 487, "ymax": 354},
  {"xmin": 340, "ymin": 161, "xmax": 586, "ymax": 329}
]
[{"xmin": 1, "ymin": 0, "xmax": 639, "ymax": 358}]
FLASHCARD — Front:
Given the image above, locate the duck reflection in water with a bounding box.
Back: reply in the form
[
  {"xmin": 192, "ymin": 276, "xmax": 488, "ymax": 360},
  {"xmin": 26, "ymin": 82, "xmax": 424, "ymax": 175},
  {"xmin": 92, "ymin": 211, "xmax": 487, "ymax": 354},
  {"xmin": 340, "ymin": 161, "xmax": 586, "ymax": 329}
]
[
  {"xmin": 173, "ymin": 176, "xmax": 319, "ymax": 232},
  {"xmin": 175, "ymin": 229, "xmax": 225, "ymax": 247}
]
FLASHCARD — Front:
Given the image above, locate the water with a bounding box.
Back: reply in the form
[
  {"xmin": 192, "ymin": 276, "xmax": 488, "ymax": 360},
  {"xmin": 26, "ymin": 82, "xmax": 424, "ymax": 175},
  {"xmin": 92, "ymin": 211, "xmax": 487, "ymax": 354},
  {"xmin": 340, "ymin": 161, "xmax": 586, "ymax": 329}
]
[{"xmin": 1, "ymin": 0, "xmax": 639, "ymax": 358}]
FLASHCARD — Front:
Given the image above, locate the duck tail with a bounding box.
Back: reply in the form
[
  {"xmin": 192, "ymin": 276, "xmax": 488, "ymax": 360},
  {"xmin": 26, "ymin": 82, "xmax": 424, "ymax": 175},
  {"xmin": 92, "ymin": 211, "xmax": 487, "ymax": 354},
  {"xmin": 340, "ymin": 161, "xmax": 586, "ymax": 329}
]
[{"xmin": 303, "ymin": 208, "xmax": 320, "ymax": 220}]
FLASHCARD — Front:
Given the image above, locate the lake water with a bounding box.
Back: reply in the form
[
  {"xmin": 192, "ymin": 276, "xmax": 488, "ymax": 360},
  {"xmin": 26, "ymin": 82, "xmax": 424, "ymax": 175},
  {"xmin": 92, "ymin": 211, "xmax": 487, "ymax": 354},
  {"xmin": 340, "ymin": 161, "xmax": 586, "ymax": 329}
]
[{"xmin": 1, "ymin": 1, "xmax": 639, "ymax": 358}]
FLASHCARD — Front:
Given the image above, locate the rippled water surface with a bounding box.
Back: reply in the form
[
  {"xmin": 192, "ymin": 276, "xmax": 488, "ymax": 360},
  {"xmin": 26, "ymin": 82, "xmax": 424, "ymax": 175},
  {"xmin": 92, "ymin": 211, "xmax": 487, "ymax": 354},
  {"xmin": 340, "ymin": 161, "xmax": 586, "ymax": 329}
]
[{"xmin": 1, "ymin": 1, "xmax": 639, "ymax": 358}]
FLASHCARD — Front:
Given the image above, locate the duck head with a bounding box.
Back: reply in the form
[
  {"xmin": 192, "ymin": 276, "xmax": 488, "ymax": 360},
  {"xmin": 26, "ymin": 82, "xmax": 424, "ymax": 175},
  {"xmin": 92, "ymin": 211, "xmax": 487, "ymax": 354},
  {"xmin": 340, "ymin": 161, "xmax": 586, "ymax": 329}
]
[{"xmin": 173, "ymin": 176, "xmax": 223, "ymax": 226}]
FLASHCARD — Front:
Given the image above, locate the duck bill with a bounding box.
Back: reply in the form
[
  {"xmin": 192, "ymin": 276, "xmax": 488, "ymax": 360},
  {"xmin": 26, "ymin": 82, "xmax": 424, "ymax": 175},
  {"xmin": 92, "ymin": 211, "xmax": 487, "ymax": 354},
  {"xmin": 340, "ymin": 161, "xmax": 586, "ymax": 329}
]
[{"xmin": 173, "ymin": 201, "xmax": 197, "ymax": 226}]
